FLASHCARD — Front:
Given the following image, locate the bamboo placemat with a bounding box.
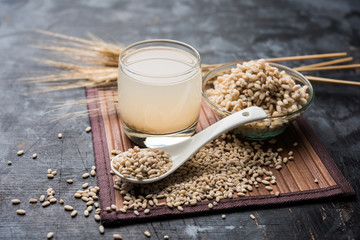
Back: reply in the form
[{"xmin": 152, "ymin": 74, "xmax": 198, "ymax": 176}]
[{"xmin": 86, "ymin": 86, "xmax": 355, "ymax": 226}]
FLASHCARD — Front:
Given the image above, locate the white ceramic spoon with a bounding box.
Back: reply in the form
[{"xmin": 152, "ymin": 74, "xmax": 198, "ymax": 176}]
[{"xmin": 111, "ymin": 106, "xmax": 267, "ymax": 184}]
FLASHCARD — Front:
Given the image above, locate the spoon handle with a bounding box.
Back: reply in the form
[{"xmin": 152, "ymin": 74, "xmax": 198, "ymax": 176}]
[{"xmin": 189, "ymin": 106, "xmax": 267, "ymax": 154}]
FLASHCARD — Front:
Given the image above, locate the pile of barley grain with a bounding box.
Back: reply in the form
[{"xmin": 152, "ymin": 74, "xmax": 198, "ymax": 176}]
[
  {"xmin": 112, "ymin": 146, "xmax": 173, "ymax": 180},
  {"xmin": 206, "ymin": 59, "xmax": 309, "ymax": 117},
  {"xmin": 112, "ymin": 134, "xmax": 295, "ymax": 214}
]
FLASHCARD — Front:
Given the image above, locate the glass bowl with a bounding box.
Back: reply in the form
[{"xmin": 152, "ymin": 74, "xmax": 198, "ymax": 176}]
[{"xmin": 202, "ymin": 62, "xmax": 314, "ymax": 140}]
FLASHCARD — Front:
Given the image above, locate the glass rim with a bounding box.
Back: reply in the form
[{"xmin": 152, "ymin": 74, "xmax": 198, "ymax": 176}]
[
  {"xmin": 202, "ymin": 61, "xmax": 314, "ymax": 119},
  {"xmin": 119, "ymin": 39, "xmax": 202, "ymax": 79}
]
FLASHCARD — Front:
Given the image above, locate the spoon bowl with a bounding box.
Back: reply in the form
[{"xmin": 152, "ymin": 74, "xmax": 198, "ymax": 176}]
[{"xmin": 111, "ymin": 106, "xmax": 267, "ymax": 184}]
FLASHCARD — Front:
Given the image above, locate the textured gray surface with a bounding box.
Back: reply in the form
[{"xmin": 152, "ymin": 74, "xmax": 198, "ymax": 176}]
[{"xmin": 0, "ymin": 0, "xmax": 360, "ymax": 239}]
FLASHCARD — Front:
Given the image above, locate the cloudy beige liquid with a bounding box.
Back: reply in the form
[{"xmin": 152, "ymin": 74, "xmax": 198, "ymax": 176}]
[{"xmin": 118, "ymin": 46, "xmax": 202, "ymax": 134}]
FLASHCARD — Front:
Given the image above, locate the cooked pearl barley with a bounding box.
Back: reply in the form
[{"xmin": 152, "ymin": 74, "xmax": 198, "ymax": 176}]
[{"xmin": 112, "ymin": 146, "xmax": 173, "ymax": 180}]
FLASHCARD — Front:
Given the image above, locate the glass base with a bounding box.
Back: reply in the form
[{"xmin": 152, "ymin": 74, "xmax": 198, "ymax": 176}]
[{"xmin": 122, "ymin": 121, "xmax": 198, "ymax": 148}]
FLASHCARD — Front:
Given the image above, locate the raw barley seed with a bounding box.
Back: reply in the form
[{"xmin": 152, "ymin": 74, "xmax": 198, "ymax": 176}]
[
  {"xmin": 95, "ymin": 208, "xmax": 101, "ymax": 215},
  {"xmin": 84, "ymin": 210, "xmax": 89, "ymax": 217},
  {"xmin": 17, "ymin": 150, "xmax": 24, "ymax": 156},
  {"xmin": 40, "ymin": 195, "xmax": 45, "ymax": 202},
  {"xmin": 94, "ymin": 214, "xmax": 101, "ymax": 221},
  {"xmin": 144, "ymin": 231, "xmax": 151, "ymax": 238},
  {"xmin": 64, "ymin": 205, "xmax": 73, "ymax": 211},
  {"xmin": 99, "ymin": 225, "xmax": 105, "ymax": 234},
  {"xmin": 58, "ymin": 133, "xmax": 62, "ymax": 139},
  {"xmin": 111, "ymin": 204, "xmax": 116, "ymax": 211},
  {"xmin": 11, "ymin": 199, "xmax": 20, "ymax": 204},
  {"xmin": 42, "ymin": 201, "xmax": 50, "ymax": 207},
  {"xmin": 67, "ymin": 179, "xmax": 73, "ymax": 184},
  {"xmin": 8, "ymin": 161, "xmax": 12, "ymax": 165},
  {"xmin": 32, "ymin": 153, "xmax": 37, "ymax": 159},
  {"xmin": 221, "ymin": 214, "xmax": 226, "ymax": 219},
  {"xmin": 29, "ymin": 198, "xmax": 37, "ymax": 204},
  {"xmin": 111, "ymin": 133, "xmax": 293, "ymax": 214},
  {"xmin": 112, "ymin": 146, "xmax": 173, "ymax": 180},
  {"xmin": 59, "ymin": 199, "xmax": 64, "ymax": 204},
  {"xmin": 82, "ymin": 183, "xmax": 89, "ymax": 189},
  {"xmin": 113, "ymin": 234, "xmax": 123, "ymax": 240},
  {"xmin": 47, "ymin": 232, "xmax": 54, "ymax": 239},
  {"xmin": 71, "ymin": 210, "xmax": 78, "ymax": 217},
  {"xmin": 250, "ymin": 214, "xmax": 256, "ymax": 220},
  {"xmin": 82, "ymin": 173, "xmax": 89, "ymax": 179},
  {"xmin": 16, "ymin": 209, "xmax": 26, "ymax": 215},
  {"xmin": 86, "ymin": 126, "xmax": 91, "ymax": 132}
]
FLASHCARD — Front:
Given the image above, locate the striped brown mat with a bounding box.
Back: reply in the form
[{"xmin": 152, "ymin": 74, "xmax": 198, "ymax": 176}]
[{"xmin": 86, "ymin": 86, "xmax": 355, "ymax": 226}]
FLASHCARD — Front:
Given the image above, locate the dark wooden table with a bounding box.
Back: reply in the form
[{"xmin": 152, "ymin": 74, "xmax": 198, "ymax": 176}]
[{"xmin": 1, "ymin": 0, "xmax": 359, "ymax": 239}]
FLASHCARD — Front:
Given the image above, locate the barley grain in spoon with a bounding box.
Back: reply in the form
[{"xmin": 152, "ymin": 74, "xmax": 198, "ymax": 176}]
[{"xmin": 111, "ymin": 106, "xmax": 267, "ymax": 184}]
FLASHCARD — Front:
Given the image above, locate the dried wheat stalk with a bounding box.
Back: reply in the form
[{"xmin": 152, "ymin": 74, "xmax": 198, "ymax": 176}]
[{"xmin": 23, "ymin": 30, "xmax": 357, "ymax": 119}]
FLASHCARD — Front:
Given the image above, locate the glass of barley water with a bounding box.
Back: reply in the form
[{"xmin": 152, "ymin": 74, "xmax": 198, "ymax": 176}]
[{"xmin": 118, "ymin": 39, "xmax": 202, "ymax": 147}]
